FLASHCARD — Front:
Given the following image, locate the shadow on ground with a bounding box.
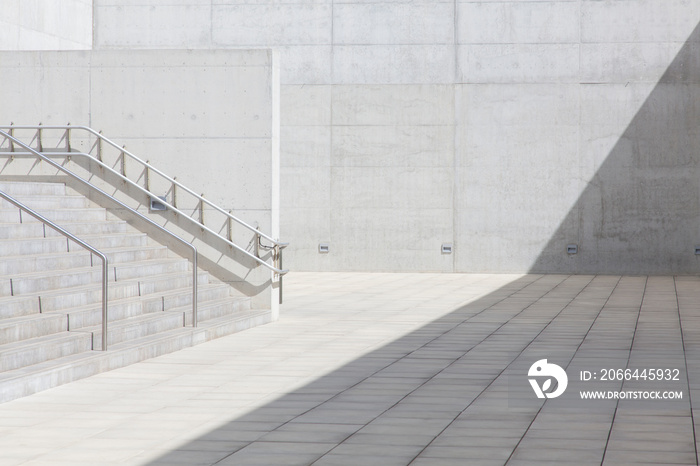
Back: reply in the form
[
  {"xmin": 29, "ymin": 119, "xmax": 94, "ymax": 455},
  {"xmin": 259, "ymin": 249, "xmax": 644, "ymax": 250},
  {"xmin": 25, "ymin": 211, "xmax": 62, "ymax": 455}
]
[{"xmin": 149, "ymin": 21, "xmax": 700, "ymax": 466}]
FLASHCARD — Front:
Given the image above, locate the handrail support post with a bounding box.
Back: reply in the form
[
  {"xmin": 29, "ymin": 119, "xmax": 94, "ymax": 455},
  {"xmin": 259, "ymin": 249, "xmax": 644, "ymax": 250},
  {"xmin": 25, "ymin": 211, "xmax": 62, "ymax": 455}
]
[
  {"xmin": 199, "ymin": 195, "xmax": 205, "ymax": 225},
  {"xmin": 96, "ymin": 132, "xmax": 103, "ymax": 162},
  {"xmin": 227, "ymin": 212, "xmax": 233, "ymax": 242},
  {"xmin": 192, "ymin": 251, "xmax": 198, "ymax": 328},
  {"xmin": 8, "ymin": 125, "xmax": 14, "ymax": 154},
  {"xmin": 254, "ymin": 228, "xmax": 261, "ymax": 259},
  {"xmin": 120, "ymin": 146, "xmax": 126, "ymax": 177}
]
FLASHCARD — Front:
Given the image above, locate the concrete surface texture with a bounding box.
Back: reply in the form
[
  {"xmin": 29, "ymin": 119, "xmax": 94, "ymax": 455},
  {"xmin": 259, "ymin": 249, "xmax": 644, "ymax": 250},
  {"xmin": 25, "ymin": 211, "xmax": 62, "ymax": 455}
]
[
  {"xmin": 0, "ymin": 272, "xmax": 697, "ymax": 465},
  {"xmin": 4, "ymin": 2, "xmax": 700, "ymax": 274},
  {"xmin": 87, "ymin": 1, "xmax": 700, "ymax": 274},
  {"xmin": 0, "ymin": 0, "xmax": 92, "ymax": 51},
  {"xmin": 0, "ymin": 48, "xmax": 280, "ymax": 311}
]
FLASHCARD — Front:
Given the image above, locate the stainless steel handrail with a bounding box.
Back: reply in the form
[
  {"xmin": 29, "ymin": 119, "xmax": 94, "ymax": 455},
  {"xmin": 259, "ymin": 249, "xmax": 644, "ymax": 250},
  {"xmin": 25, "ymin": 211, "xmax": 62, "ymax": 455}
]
[
  {"xmin": 0, "ymin": 125, "xmax": 288, "ymax": 275},
  {"xmin": 0, "ymin": 189, "xmax": 110, "ymax": 350},
  {"xmin": 8, "ymin": 149, "xmax": 288, "ymax": 276},
  {"xmin": 0, "ymin": 130, "xmax": 200, "ymax": 328}
]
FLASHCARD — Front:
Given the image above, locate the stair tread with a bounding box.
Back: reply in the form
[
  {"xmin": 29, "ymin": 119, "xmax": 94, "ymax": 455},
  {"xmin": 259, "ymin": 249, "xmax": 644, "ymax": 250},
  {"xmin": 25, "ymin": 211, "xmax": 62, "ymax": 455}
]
[
  {"xmin": 0, "ymin": 219, "xmax": 126, "ymax": 227},
  {"xmin": 0, "ymin": 256, "xmax": 187, "ymax": 281},
  {"xmin": 51, "ymin": 282, "xmax": 240, "ymax": 316},
  {"xmin": 0, "ymin": 246, "xmax": 174, "ymax": 264},
  {"xmin": 73, "ymin": 298, "xmax": 256, "ymax": 341},
  {"xmin": 0, "ymin": 309, "xmax": 271, "ymax": 384},
  {"xmin": 76, "ymin": 310, "xmax": 185, "ymax": 333},
  {"xmin": 0, "ymin": 269, "xmax": 204, "ymax": 300},
  {"xmin": 0, "ymin": 231, "xmax": 147, "ymax": 242},
  {"xmin": 0, "ymin": 277, "xmax": 230, "ymax": 303},
  {"xmin": 108, "ymin": 308, "xmax": 268, "ymax": 351},
  {"xmin": 0, "ymin": 243, "xmax": 168, "ymax": 261},
  {"xmin": 0, "ymin": 330, "xmax": 90, "ymax": 353},
  {"xmin": 0, "ymin": 312, "xmax": 65, "ymax": 328}
]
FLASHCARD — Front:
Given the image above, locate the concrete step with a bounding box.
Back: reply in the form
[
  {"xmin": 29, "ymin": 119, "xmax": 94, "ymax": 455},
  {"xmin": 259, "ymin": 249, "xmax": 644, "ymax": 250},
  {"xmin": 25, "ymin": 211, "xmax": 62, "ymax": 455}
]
[
  {"xmin": 183, "ymin": 296, "xmax": 252, "ymax": 326},
  {"xmin": 145, "ymin": 283, "xmax": 235, "ymax": 314},
  {"xmin": 0, "ymin": 313, "xmax": 68, "ymax": 345},
  {"xmin": 0, "ymin": 194, "xmax": 91, "ymax": 210},
  {"xmin": 81, "ymin": 310, "xmax": 187, "ymax": 348},
  {"xmin": 0, "ymin": 296, "xmax": 38, "ymax": 319},
  {"xmin": 0, "ymin": 260, "xmax": 200, "ymax": 319},
  {"xmin": 0, "ymin": 258, "xmax": 195, "ymax": 297},
  {"xmin": 0, "ymin": 246, "xmax": 176, "ymax": 278},
  {"xmin": 101, "ymin": 245, "xmax": 173, "ymax": 264},
  {"xmin": 0, "ymin": 331, "xmax": 93, "ymax": 372},
  {"xmin": 0, "ymin": 232, "xmax": 150, "ymax": 256},
  {"xmin": 0, "ymin": 182, "xmax": 68, "ymax": 196},
  {"xmin": 0, "ymin": 306, "xmax": 267, "ymax": 403},
  {"xmin": 0, "ymin": 220, "xmax": 129, "ymax": 239},
  {"xmin": 0, "ymin": 267, "xmax": 204, "ymax": 311},
  {"xmin": 0, "ymin": 249, "xmax": 180, "ymax": 278},
  {"xmin": 59, "ymin": 276, "xmax": 212, "ymax": 329},
  {"xmin": 0, "ymin": 207, "xmax": 107, "ymax": 223}
]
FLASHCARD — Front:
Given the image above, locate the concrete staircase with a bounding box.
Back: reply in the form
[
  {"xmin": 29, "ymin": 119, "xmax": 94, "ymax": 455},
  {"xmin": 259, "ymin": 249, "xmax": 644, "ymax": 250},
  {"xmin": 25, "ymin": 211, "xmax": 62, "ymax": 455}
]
[{"xmin": 0, "ymin": 181, "xmax": 272, "ymax": 403}]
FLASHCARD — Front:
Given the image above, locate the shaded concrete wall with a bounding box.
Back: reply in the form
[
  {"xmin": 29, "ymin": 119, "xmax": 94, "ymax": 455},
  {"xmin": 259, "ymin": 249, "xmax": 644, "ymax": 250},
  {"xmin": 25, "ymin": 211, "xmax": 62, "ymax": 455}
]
[
  {"xmin": 0, "ymin": 49, "xmax": 280, "ymax": 310},
  {"xmin": 6, "ymin": 1, "xmax": 700, "ymax": 274}
]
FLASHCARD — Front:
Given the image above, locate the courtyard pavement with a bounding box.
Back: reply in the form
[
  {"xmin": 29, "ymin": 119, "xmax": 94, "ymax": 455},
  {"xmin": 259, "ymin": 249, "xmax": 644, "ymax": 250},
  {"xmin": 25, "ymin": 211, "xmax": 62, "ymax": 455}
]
[{"xmin": 0, "ymin": 272, "xmax": 698, "ymax": 465}]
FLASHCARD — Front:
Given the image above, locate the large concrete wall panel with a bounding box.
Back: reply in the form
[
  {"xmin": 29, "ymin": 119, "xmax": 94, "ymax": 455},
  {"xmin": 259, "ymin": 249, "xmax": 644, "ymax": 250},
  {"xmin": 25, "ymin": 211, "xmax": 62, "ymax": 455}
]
[
  {"xmin": 459, "ymin": 44, "xmax": 580, "ymax": 84},
  {"xmin": 581, "ymin": 0, "xmax": 700, "ymax": 43},
  {"xmin": 458, "ymin": 2, "xmax": 580, "ymax": 45},
  {"xmin": 334, "ymin": 3, "xmax": 454, "ymax": 45},
  {"xmin": 95, "ymin": 3, "xmax": 211, "ymax": 48},
  {"xmin": 455, "ymin": 83, "xmax": 581, "ymax": 272},
  {"xmin": 24, "ymin": 0, "xmax": 700, "ymax": 274},
  {"xmin": 212, "ymin": 4, "xmax": 331, "ymax": 46},
  {"xmin": 333, "ymin": 45, "xmax": 455, "ymax": 84},
  {"xmin": 0, "ymin": 0, "xmax": 92, "ymax": 51},
  {"xmin": 0, "ymin": 53, "xmax": 91, "ymax": 122},
  {"xmin": 327, "ymin": 84, "xmax": 455, "ymax": 271},
  {"xmin": 89, "ymin": 50, "xmax": 272, "ymax": 138}
]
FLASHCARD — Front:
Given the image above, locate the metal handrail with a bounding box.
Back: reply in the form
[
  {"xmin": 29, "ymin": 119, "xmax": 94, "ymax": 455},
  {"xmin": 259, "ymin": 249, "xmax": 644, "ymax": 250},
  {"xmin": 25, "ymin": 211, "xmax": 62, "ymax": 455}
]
[
  {"xmin": 0, "ymin": 130, "xmax": 199, "ymax": 328},
  {"xmin": 8, "ymin": 149, "xmax": 288, "ymax": 276},
  {"xmin": 0, "ymin": 189, "xmax": 109, "ymax": 350},
  {"xmin": 0, "ymin": 125, "xmax": 288, "ymax": 275}
]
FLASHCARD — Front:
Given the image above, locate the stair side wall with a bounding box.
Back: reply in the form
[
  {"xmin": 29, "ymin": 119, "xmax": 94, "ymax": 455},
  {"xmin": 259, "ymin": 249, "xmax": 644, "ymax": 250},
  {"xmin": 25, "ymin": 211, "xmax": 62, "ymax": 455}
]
[{"xmin": 0, "ymin": 49, "xmax": 280, "ymax": 315}]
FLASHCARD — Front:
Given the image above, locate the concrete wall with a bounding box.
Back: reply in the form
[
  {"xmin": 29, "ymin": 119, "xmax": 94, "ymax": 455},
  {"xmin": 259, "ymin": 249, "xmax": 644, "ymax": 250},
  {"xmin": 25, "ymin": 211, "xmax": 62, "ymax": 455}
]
[
  {"xmin": 0, "ymin": 0, "xmax": 92, "ymax": 50},
  {"xmin": 7, "ymin": 1, "xmax": 700, "ymax": 274},
  {"xmin": 0, "ymin": 49, "xmax": 280, "ymax": 309}
]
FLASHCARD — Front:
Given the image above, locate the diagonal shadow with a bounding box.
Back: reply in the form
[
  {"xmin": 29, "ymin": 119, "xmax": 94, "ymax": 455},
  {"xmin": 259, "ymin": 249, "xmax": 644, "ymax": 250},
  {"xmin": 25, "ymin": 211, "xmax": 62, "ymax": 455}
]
[
  {"xmin": 530, "ymin": 22, "xmax": 700, "ymax": 275},
  {"xmin": 147, "ymin": 21, "xmax": 700, "ymax": 466}
]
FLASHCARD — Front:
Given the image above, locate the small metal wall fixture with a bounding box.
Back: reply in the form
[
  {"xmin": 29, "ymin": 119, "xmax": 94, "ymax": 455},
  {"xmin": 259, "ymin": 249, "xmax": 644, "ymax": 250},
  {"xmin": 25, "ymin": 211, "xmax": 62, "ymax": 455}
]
[
  {"xmin": 695, "ymin": 246, "xmax": 700, "ymax": 255},
  {"xmin": 319, "ymin": 243, "xmax": 330, "ymax": 254},
  {"xmin": 567, "ymin": 244, "xmax": 578, "ymax": 255},
  {"xmin": 150, "ymin": 195, "xmax": 167, "ymax": 211},
  {"xmin": 441, "ymin": 243, "xmax": 453, "ymax": 254}
]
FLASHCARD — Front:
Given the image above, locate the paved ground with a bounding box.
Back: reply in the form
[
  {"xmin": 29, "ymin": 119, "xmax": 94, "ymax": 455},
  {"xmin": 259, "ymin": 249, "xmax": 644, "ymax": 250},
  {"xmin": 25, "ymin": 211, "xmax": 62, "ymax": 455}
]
[{"xmin": 0, "ymin": 273, "xmax": 698, "ymax": 465}]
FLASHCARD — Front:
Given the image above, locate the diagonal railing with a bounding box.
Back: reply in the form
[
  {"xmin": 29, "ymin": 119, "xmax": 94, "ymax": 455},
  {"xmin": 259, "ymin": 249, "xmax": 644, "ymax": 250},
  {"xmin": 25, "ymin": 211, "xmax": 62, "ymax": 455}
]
[
  {"xmin": 0, "ymin": 124, "xmax": 288, "ymax": 277},
  {"xmin": 0, "ymin": 189, "xmax": 110, "ymax": 350},
  {"xmin": 0, "ymin": 129, "xmax": 200, "ymax": 328}
]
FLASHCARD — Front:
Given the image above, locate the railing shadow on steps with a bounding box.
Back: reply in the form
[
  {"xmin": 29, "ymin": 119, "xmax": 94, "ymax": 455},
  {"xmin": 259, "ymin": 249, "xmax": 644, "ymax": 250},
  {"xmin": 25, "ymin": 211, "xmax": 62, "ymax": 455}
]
[
  {"xmin": 0, "ymin": 189, "xmax": 110, "ymax": 350},
  {"xmin": 0, "ymin": 124, "xmax": 287, "ymax": 308}
]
